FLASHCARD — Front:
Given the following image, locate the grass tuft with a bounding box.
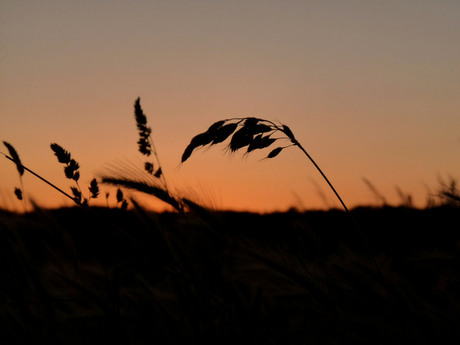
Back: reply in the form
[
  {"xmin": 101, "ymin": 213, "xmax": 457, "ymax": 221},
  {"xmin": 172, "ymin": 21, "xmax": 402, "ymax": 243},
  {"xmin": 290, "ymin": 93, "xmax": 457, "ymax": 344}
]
[{"xmin": 102, "ymin": 177, "xmax": 182, "ymax": 212}]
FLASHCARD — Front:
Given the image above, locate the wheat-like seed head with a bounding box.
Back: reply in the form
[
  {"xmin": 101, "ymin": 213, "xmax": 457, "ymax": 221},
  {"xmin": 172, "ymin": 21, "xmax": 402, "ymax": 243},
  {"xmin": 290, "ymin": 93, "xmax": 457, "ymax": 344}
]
[
  {"xmin": 144, "ymin": 162, "xmax": 154, "ymax": 174},
  {"xmin": 181, "ymin": 117, "xmax": 295, "ymax": 163},
  {"xmin": 70, "ymin": 186, "xmax": 82, "ymax": 204},
  {"xmin": 50, "ymin": 143, "xmax": 82, "ymax": 181},
  {"xmin": 50, "ymin": 143, "xmax": 71, "ymax": 164},
  {"xmin": 116, "ymin": 187, "xmax": 124, "ymax": 203},
  {"xmin": 3, "ymin": 141, "xmax": 24, "ymax": 176},
  {"xmin": 134, "ymin": 98, "xmax": 153, "ymax": 156},
  {"xmin": 89, "ymin": 178, "xmax": 99, "ymax": 199},
  {"xmin": 14, "ymin": 187, "xmax": 22, "ymax": 200}
]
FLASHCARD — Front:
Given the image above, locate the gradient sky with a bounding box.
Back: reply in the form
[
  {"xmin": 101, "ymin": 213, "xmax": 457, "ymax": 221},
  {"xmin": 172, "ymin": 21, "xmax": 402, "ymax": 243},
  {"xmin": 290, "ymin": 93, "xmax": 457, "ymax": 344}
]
[{"xmin": 1, "ymin": 0, "xmax": 459, "ymax": 212}]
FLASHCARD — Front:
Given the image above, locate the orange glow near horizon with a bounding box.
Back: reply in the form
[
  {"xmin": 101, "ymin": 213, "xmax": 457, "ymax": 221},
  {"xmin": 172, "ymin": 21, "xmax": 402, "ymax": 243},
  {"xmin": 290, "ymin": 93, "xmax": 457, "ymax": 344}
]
[{"xmin": 1, "ymin": 1, "xmax": 459, "ymax": 213}]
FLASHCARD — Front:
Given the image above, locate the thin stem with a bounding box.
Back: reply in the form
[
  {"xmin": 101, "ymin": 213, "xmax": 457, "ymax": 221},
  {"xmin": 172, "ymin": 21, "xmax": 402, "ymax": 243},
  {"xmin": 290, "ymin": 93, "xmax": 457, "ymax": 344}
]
[
  {"xmin": 294, "ymin": 142, "xmax": 350, "ymax": 213},
  {"xmin": 292, "ymin": 140, "xmax": 381, "ymax": 274},
  {"xmin": 19, "ymin": 176, "xmax": 27, "ymax": 213},
  {"xmin": 148, "ymin": 136, "xmax": 170, "ymax": 193},
  {"xmin": 2, "ymin": 153, "xmax": 77, "ymax": 204}
]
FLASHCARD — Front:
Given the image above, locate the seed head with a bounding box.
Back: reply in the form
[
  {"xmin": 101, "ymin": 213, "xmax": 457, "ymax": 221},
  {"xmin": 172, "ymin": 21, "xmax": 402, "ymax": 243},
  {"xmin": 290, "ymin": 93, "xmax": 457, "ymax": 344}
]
[{"xmin": 3, "ymin": 141, "xmax": 24, "ymax": 176}]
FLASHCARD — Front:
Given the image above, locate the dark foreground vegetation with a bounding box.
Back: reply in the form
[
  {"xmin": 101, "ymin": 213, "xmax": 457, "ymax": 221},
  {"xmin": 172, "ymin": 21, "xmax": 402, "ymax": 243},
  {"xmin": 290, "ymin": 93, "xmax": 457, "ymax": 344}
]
[
  {"xmin": 2, "ymin": 98, "xmax": 459, "ymax": 343},
  {"xmin": 1, "ymin": 205, "xmax": 459, "ymax": 345}
]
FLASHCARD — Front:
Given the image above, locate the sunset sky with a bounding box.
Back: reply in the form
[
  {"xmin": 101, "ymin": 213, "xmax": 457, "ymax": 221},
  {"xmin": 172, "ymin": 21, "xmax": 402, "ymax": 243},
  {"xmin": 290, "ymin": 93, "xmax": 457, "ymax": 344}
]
[{"xmin": 1, "ymin": 0, "xmax": 459, "ymax": 212}]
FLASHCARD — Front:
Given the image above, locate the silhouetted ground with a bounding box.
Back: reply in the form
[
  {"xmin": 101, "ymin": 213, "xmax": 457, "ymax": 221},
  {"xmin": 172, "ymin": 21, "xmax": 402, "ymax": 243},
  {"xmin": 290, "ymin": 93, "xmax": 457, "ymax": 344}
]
[{"xmin": 1, "ymin": 205, "xmax": 459, "ymax": 344}]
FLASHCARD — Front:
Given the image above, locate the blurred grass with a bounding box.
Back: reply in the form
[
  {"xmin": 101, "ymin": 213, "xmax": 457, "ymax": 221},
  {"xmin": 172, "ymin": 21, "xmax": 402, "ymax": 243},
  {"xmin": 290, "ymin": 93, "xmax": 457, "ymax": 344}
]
[{"xmin": 1, "ymin": 205, "xmax": 459, "ymax": 344}]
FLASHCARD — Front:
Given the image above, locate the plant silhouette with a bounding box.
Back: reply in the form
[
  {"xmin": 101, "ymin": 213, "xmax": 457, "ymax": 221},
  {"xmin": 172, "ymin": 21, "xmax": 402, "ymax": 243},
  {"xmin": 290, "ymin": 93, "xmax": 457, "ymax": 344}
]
[
  {"xmin": 182, "ymin": 117, "xmax": 351, "ymax": 213},
  {"xmin": 181, "ymin": 117, "xmax": 380, "ymax": 271},
  {"xmin": 100, "ymin": 98, "xmax": 185, "ymax": 212},
  {"xmin": 1, "ymin": 142, "xmax": 99, "ymax": 207},
  {"xmin": 50, "ymin": 143, "xmax": 99, "ymax": 206},
  {"xmin": 2, "ymin": 141, "xmax": 26, "ymax": 210}
]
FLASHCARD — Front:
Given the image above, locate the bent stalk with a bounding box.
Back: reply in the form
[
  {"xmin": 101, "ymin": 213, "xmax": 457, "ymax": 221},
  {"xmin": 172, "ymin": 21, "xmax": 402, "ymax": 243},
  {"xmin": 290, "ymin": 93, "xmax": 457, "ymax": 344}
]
[{"xmin": 181, "ymin": 117, "xmax": 381, "ymax": 273}]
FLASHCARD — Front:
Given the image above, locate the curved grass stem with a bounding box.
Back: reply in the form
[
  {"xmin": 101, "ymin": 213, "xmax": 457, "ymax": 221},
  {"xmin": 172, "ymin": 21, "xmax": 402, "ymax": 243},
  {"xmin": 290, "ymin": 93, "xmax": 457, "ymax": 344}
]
[
  {"xmin": 292, "ymin": 140, "xmax": 381, "ymax": 273},
  {"xmin": 294, "ymin": 141, "xmax": 350, "ymax": 213}
]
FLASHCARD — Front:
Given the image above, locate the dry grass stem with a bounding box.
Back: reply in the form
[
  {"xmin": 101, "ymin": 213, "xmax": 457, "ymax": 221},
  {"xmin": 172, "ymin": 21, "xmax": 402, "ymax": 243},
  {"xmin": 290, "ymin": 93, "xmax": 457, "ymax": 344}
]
[{"xmin": 181, "ymin": 116, "xmax": 381, "ymax": 272}]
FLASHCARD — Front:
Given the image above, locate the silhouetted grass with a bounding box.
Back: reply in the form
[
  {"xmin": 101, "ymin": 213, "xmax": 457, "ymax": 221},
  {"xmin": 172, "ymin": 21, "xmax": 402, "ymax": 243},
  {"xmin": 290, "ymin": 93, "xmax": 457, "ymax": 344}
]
[
  {"xmin": 1, "ymin": 205, "xmax": 459, "ymax": 344},
  {"xmin": 1, "ymin": 142, "xmax": 100, "ymax": 208},
  {"xmin": 181, "ymin": 116, "xmax": 383, "ymax": 273},
  {"xmin": 2, "ymin": 142, "xmax": 26, "ymax": 211},
  {"xmin": 181, "ymin": 117, "xmax": 352, "ymax": 215},
  {"xmin": 2, "ymin": 97, "xmax": 460, "ymax": 344}
]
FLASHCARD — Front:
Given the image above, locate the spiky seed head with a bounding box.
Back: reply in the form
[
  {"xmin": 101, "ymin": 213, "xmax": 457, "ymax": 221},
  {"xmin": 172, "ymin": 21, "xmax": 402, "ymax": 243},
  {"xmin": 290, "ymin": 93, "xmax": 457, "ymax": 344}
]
[
  {"xmin": 69, "ymin": 159, "xmax": 80, "ymax": 170},
  {"xmin": 3, "ymin": 141, "xmax": 24, "ymax": 176},
  {"xmin": 64, "ymin": 166, "xmax": 74, "ymax": 179},
  {"xmin": 182, "ymin": 118, "xmax": 293, "ymax": 164},
  {"xmin": 247, "ymin": 134, "xmax": 262, "ymax": 153},
  {"xmin": 137, "ymin": 137, "xmax": 152, "ymax": 156},
  {"xmin": 228, "ymin": 126, "xmax": 253, "ymax": 152},
  {"xmin": 247, "ymin": 135, "xmax": 276, "ymax": 153},
  {"xmin": 154, "ymin": 167, "xmax": 162, "ymax": 178},
  {"xmin": 134, "ymin": 98, "xmax": 153, "ymax": 156},
  {"xmin": 89, "ymin": 178, "xmax": 99, "ymax": 198},
  {"xmin": 70, "ymin": 186, "xmax": 82, "ymax": 204},
  {"xmin": 266, "ymin": 147, "xmax": 283, "ymax": 159},
  {"xmin": 72, "ymin": 170, "xmax": 80, "ymax": 182},
  {"xmin": 282, "ymin": 125, "xmax": 296, "ymax": 142},
  {"xmin": 207, "ymin": 120, "xmax": 226, "ymax": 133},
  {"xmin": 14, "ymin": 187, "xmax": 22, "ymax": 200},
  {"xmin": 116, "ymin": 188, "xmax": 124, "ymax": 203},
  {"xmin": 252, "ymin": 123, "xmax": 273, "ymax": 135},
  {"xmin": 65, "ymin": 159, "xmax": 80, "ymax": 179},
  {"xmin": 241, "ymin": 122, "xmax": 275, "ymax": 144},
  {"xmin": 181, "ymin": 132, "xmax": 214, "ymax": 162},
  {"xmin": 145, "ymin": 162, "xmax": 154, "ymax": 174},
  {"xmin": 244, "ymin": 117, "xmax": 259, "ymax": 127},
  {"xmin": 137, "ymin": 125, "xmax": 151, "ymax": 138},
  {"xmin": 211, "ymin": 123, "xmax": 239, "ymax": 145},
  {"xmin": 50, "ymin": 143, "xmax": 71, "ymax": 164},
  {"xmin": 134, "ymin": 97, "xmax": 147, "ymax": 126}
]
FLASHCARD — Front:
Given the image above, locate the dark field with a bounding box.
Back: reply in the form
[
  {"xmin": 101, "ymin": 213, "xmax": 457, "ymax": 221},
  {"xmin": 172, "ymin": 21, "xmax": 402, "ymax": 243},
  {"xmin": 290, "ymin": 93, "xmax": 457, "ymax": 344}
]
[{"xmin": 1, "ymin": 205, "xmax": 459, "ymax": 344}]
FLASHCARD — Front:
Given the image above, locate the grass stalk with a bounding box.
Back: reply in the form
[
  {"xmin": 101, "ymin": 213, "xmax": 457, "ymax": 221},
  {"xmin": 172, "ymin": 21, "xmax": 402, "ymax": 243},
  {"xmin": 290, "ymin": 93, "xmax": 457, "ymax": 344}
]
[
  {"xmin": 292, "ymin": 141, "xmax": 381, "ymax": 273},
  {"xmin": 2, "ymin": 153, "xmax": 77, "ymax": 204},
  {"xmin": 181, "ymin": 117, "xmax": 381, "ymax": 273}
]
